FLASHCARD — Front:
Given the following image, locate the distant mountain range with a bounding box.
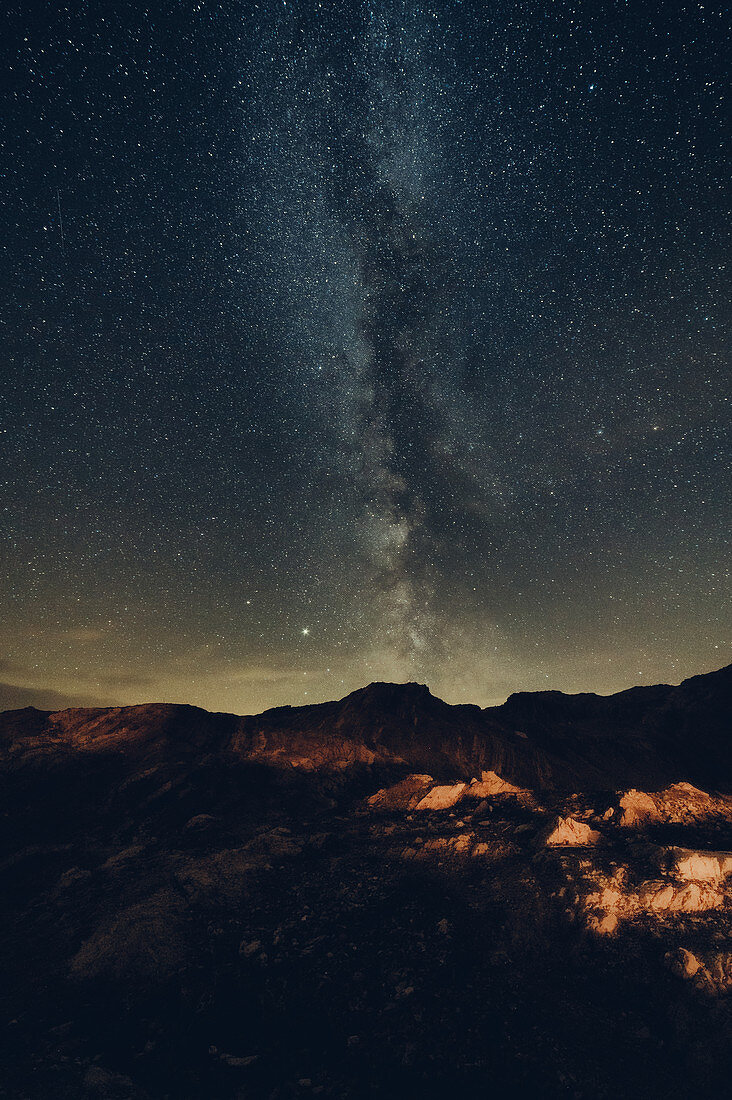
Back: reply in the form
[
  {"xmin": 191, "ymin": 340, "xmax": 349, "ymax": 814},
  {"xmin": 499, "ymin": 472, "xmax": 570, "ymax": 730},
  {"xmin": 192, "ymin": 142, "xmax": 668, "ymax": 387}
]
[{"xmin": 2, "ymin": 663, "xmax": 730, "ymax": 793}]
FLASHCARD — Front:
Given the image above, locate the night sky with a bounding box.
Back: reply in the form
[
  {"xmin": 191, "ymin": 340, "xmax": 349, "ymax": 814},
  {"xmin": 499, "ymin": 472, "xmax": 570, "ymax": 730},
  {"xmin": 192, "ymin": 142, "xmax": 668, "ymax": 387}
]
[{"xmin": 1, "ymin": 1, "xmax": 729, "ymax": 714}]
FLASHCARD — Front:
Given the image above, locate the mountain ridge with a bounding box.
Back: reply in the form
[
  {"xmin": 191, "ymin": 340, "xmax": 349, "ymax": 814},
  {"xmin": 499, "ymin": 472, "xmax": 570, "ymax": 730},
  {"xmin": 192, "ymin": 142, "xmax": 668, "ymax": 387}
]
[{"xmin": 2, "ymin": 662, "xmax": 730, "ymax": 791}]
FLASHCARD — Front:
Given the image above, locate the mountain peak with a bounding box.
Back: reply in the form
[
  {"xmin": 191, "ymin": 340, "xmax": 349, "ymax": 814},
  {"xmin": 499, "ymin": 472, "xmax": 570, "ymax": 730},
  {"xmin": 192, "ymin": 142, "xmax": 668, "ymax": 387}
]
[{"xmin": 346, "ymin": 681, "xmax": 434, "ymax": 702}]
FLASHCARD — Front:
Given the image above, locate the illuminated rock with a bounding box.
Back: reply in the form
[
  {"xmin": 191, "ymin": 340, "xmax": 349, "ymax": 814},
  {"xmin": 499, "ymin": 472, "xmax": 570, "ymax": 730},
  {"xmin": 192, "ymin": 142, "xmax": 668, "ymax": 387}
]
[
  {"xmin": 415, "ymin": 783, "xmax": 467, "ymax": 810},
  {"xmin": 618, "ymin": 783, "xmax": 732, "ymax": 827},
  {"xmin": 420, "ymin": 833, "xmax": 474, "ymax": 855},
  {"xmin": 618, "ymin": 790, "xmax": 658, "ymax": 826},
  {"xmin": 465, "ymin": 771, "xmax": 526, "ymax": 797},
  {"xmin": 588, "ymin": 912, "xmax": 618, "ymax": 935},
  {"xmin": 640, "ymin": 881, "xmax": 726, "ymax": 912},
  {"xmin": 669, "ymin": 848, "xmax": 732, "ymax": 883},
  {"xmin": 542, "ymin": 816, "xmax": 602, "ymax": 846}
]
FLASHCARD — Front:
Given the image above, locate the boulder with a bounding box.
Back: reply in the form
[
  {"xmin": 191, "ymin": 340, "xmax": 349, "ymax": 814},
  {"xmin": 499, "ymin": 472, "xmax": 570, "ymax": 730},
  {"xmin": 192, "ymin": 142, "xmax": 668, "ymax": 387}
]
[
  {"xmin": 666, "ymin": 947, "xmax": 701, "ymax": 980},
  {"xmin": 666, "ymin": 948, "xmax": 732, "ymax": 995},
  {"xmin": 541, "ymin": 816, "xmax": 602, "ymax": 847},
  {"xmin": 639, "ymin": 881, "xmax": 726, "ymax": 913},
  {"xmin": 669, "ymin": 848, "xmax": 732, "ymax": 883},
  {"xmin": 697, "ymin": 952, "xmax": 732, "ymax": 996},
  {"xmin": 420, "ymin": 833, "xmax": 474, "ymax": 855},
  {"xmin": 619, "ymin": 783, "xmax": 732, "ymax": 827},
  {"xmin": 415, "ymin": 783, "xmax": 467, "ymax": 810},
  {"xmin": 464, "ymin": 771, "xmax": 525, "ymax": 798},
  {"xmin": 587, "ymin": 912, "xmax": 618, "ymax": 936},
  {"xmin": 367, "ymin": 774, "xmax": 434, "ymax": 810},
  {"xmin": 70, "ymin": 889, "xmax": 190, "ymax": 985},
  {"xmin": 618, "ymin": 790, "xmax": 658, "ymax": 826}
]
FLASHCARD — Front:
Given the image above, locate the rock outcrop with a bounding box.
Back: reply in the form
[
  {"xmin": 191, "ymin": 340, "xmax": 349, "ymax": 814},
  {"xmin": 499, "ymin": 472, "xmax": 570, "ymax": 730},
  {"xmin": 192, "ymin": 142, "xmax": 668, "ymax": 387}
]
[{"xmin": 618, "ymin": 782, "xmax": 732, "ymax": 826}]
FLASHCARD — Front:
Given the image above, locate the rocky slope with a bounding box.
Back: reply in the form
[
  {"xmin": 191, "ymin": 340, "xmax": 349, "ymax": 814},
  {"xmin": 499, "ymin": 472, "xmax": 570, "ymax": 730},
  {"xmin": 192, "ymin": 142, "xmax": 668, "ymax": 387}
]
[{"xmin": 0, "ymin": 665, "xmax": 730, "ymax": 1098}]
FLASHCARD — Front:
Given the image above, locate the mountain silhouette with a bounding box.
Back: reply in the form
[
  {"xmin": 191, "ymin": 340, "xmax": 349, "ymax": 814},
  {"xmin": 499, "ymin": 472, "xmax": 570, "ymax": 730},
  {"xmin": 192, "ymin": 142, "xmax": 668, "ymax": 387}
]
[{"xmin": 3, "ymin": 664, "xmax": 730, "ymax": 793}]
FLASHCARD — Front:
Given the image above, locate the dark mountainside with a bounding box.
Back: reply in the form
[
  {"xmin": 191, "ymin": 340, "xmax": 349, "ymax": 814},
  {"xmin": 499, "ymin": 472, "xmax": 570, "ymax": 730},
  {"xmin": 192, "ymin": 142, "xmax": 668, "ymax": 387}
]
[
  {"xmin": 3, "ymin": 662, "xmax": 731, "ymax": 789},
  {"xmin": 1, "ymin": 665, "xmax": 731, "ymax": 1099}
]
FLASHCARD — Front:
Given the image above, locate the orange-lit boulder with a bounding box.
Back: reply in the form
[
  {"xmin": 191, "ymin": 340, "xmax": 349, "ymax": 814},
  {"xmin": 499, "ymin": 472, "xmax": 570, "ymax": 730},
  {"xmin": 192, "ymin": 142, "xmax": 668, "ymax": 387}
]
[
  {"xmin": 465, "ymin": 771, "xmax": 526, "ymax": 797},
  {"xmin": 670, "ymin": 848, "xmax": 732, "ymax": 883},
  {"xmin": 541, "ymin": 816, "xmax": 602, "ymax": 846},
  {"xmin": 415, "ymin": 782, "xmax": 468, "ymax": 810}
]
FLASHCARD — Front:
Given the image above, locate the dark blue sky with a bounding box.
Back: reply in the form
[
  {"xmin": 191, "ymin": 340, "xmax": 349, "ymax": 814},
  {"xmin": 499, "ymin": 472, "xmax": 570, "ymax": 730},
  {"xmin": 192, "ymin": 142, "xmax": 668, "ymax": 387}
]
[{"xmin": 1, "ymin": 1, "xmax": 728, "ymax": 713}]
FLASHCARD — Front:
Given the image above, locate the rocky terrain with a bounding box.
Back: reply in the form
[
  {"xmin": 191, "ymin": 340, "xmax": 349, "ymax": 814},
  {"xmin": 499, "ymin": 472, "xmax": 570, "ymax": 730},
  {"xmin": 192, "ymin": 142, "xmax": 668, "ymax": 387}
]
[{"xmin": 1, "ymin": 665, "xmax": 730, "ymax": 1098}]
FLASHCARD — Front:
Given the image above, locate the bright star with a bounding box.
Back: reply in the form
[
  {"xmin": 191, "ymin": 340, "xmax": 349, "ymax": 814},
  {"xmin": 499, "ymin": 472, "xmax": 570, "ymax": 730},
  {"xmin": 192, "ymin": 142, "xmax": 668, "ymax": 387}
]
[{"xmin": 301, "ymin": 627, "xmax": 310, "ymax": 636}]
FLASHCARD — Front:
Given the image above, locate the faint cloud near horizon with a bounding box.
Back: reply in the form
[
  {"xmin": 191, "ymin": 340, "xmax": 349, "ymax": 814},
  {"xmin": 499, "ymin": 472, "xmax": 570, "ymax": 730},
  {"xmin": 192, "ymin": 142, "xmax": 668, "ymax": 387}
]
[{"xmin": 0, "ymin": 680, "xmax": 111, "ymax": 713}]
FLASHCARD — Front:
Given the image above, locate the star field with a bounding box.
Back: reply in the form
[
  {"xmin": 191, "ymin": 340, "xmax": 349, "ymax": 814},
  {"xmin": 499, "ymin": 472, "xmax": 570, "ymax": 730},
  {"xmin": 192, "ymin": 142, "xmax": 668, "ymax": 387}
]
[{"xmin": 0, "ymin": 1, "xmax": 729, "ymax": 713}]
